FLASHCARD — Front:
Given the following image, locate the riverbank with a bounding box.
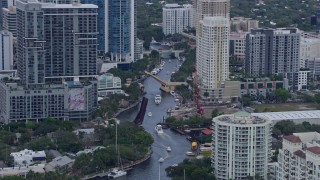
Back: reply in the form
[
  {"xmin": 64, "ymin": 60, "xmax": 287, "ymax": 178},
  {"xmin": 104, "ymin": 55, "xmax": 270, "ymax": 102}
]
[{"xmin": 80, "ymin": 148, "xmax": 153, "ymax": 180}]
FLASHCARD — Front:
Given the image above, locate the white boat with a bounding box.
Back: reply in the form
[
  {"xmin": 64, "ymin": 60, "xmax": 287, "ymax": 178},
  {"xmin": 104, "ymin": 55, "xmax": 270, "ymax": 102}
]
[
  {"xmin": 170, "ymin": 91, "xmax": 175, "ymax": 96},
  {"xmin": 155, "ymin": 95, "xmax": 162, "ymax": 105},
  {"xmin": 107, "ymin": 168, "xmax": 127, "ymax": 178},
  {"xmin": 148, "ymin": 112, "xmax": 152, "ymax": 117},
  {"xmin": 158, "ymin": 157, "xmax": 164, "ymax": 163},
  {"xmin": 167, "ymin": 146, "xmax": 172, "ymax": 152},
  {"xmin": 168, "ymin": 60, "xmax": 172, "ymax": 63},
  {"xmin": 155, "ymin": 125, "xmax": 164, "ymax": 134},
  {"xmin": 186, "ymin": 151, "xmax": 195, "ymax": 156},
  {"xmin": 107, "ymin": 123, "xmax": 127, "ymax": 178}
]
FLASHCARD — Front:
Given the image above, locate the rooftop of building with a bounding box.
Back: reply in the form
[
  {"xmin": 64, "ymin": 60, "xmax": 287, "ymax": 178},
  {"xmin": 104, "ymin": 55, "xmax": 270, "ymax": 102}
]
[
  {"xmin": 283, "ymin": 135, "xmax": 302, "ymax": 143},
  {"xmin": 47, "ymin": 156, "xmax": 73, "ymax": 168},
  {"xmin": 10, "ymin": 149, "xmax": 46, "ymax": 158},
  {"xmin": 214, "ymin": 111, "xmax": 269, "ymax": 125},
  {"xmin": 18, "ymin": 0, "xmax": 97, "ymax": 9},
  {"xmin": 252, "ymin": 110, "xmax": 320, "ymax": 121},
  {"xmin": 293, "ymin": 150, "xmax": 306, "ymax": 158},
  {"xmin": 307, "ymin": 146, "xmax": 320, "ymax": 155},
  {"xmin": 0, "ymin": 164, "xmax": 45, "ymax": 176}
]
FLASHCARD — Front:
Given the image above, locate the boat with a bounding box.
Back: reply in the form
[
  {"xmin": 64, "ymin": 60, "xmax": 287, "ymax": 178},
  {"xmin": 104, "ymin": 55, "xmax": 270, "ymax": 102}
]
[
  {"xmin": 170, "ymin": 91, "xmax": 175, "ymax": 96},
  {"xmin": 107, "ymin": 168, "xmax": 127, "ymax": 178},
  {"xmin": 148, "ymin": 112, "xmax": 152, "ymax": 117},
  {"xmin": 167, "ymin": 146, "xmax": 172, "ymax": 152},
  {"xmin": 158, "ymin": 157, "xmax": 164, "ymax": 163},
  {"xmin": 155, "ymin": 125, "xmax": 164, "ymax": 134},
  {"xmin": 186, "ymin": 151, "xmax": 195, "ymax": 156},
  {"xmin": 155, "ymin": 95, "xmax": 162, "ymax": 105},
  {"xmin": 168, "ymin": 60, "xmax": 171, "ymax": 63},
  {"xmin": 107, "ymin": 121, "xmax": 127, "ymax": 178}
]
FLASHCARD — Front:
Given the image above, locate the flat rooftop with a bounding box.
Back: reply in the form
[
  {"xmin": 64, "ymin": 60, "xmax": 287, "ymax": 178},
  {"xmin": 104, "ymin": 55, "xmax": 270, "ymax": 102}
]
[{"xmin": 252, "ymin": 110, "xmax": 320, "ymax": 121}]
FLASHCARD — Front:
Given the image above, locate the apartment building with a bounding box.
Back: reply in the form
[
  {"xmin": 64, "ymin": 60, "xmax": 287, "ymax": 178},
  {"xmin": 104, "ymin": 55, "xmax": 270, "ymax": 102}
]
[
  {"xmin": 193, "ymin": 0, "xmax": 230, "ymax": 30},
  {"xmin": 196, "ymin": 17, "xmax": 229, "ymax": 98},
  {"xmin": 231, "ymin": 17, "xmax": 259, "ymax": 32},
  {"xmin": 245, "ymin": 28, "xmax": 300, "ymax": 77},
  {"xmin": 230, "ymin": 32, "xmax": 246, "ymax": 60},
  {"xmin": 2, "ymin": 5, "xmax": 16, "ymax": 37},
  {"xmin": 271, "ymin": 132, "xmax": 320, "ymax": 179},
  {"xmin": 162, "ymin": 3, "xmax": 192, "ymax": 35},
  {"xmin": 0, "ymin": 30, "xmax": 13, "ymax": 71},
  {"xmin": 212, "ymin": 111, "xmax": 272, "ymax": 180}
]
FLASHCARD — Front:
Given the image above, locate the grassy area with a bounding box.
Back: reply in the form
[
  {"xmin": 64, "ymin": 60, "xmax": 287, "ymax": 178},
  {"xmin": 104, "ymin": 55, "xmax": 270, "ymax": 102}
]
[{"xmin": 252, "ymin": 103, "xmax": 318, "ymax": 112}]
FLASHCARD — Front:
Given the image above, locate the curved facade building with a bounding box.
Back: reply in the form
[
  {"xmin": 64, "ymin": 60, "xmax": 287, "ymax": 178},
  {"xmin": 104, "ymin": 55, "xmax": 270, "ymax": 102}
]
[{"xmin": 212, "ymin": 111, "xmax": 272, "ymax": 180}]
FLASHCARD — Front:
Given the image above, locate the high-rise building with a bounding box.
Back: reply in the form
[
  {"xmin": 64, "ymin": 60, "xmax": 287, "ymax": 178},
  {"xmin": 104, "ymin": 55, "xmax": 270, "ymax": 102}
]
[
  {"xmin": 270, "ymin": 132, "xmax": 320, "ymax": 180},
  {"xmin": 193, "ymin": 0, "xmax": 230, "ymax": 30},
  {"xmin": 196, "ymin": 17, "xmax": 229, "ymax": 98},
  {"xmin": 108, "ymin": 0, "xmax": 135, "ymax": 68},
  {"xmin": 16, "ymin": 0, "xmax": 98, "ymax": 85},
  {"xmin": 80, "ymin": 0, "xmax": 106, "ymax": 53},
  {"xmin": 2, "ymin": 6, "xmax": 16, "ymax": 38},
  {"xmin": 0, "ymin": 0, "xmax": 16, "ymax": 30},
  {"xmin": 0, "ymin": 0, "xmax": 99, "ymax": 124},
  {"xmin": 212, "ymin": 111, "xmax": 272, "ymax": 180},
  {"xmin": 162, "ymin": 4, "xmax": 192, "ymax": 35},
  {"xmin": 0, "ymin": 30, "xmax": 13, "ymax": 71},
  {"xmin": 245, "ymin": 28, "xmax": 300, "ymax": 77}
]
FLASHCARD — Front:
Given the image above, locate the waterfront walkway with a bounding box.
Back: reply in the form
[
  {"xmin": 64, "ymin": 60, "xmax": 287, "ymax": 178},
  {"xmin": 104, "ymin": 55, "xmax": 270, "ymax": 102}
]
[{"xmin": 80, "ymin": 149, "xmax": 153, "ymax": 180}]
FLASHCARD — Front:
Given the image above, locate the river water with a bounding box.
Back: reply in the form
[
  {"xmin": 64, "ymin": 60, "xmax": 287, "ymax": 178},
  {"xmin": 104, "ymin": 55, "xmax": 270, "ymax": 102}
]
[{"xmin": 117, "ymin": 59, "xmax": 191, "ymax": 180}]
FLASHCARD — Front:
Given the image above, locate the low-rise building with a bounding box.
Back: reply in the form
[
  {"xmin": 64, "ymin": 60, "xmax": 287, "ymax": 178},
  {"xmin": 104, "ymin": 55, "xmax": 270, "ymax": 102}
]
[
  {"xmin": 252, "ymin": 110, "xmax": 320, "ymax": 125},
  {"xmin": 98, "ymin": 73, "xmax": 123, "ymax": 97},
  {"xmin": 0, "ymin": 164, "xmax": 45, "ymax": 178},
  {"xmin": 239, "ymin": 78, "xmax": 289, "ymax": 97},
  {"xmin": 269, "ymin": 132, "xmax": 320, "ymax": 180},
  {"xmin": 45, "ymin": 156, "xmax": 74, "ymax": 172},
  {"xmin": 10, "ymin": 149, "xmax": 46, "ymax": 167}
]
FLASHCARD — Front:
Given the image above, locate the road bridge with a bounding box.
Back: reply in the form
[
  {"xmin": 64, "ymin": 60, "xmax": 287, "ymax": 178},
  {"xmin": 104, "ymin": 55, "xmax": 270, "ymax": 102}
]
[{"xmin": 144, "ymin": 71, "xmax": 188, "ymax": 92}]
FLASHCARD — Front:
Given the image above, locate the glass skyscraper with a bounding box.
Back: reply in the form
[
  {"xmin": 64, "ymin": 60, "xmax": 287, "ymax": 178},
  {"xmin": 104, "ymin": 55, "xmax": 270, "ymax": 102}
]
[{"xmin": 81, "ymin": 0, "xmax": 106, "ymax": 52}]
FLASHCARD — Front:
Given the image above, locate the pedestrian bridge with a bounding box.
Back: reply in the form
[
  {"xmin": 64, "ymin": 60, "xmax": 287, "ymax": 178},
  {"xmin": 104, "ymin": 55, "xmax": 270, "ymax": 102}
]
[{"xmin": 144, "ymin": 71, "xmax": 188, "ymax": 92}]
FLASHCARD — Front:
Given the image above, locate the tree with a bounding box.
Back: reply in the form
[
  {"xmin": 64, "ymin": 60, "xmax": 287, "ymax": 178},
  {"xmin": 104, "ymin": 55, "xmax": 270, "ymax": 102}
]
[
  {"xmin": 211, "ymin": 109, "xmax": 220, "ymax": 118},
  {"xmin": 241, "ymin": 95, "xmax": 251, "ymax": 107},
  {"xmin": 55, "ymin": 130, "xmax": 82, "ymax": 153},
  {"xmin": 275, "ymin": 88, "xmax": 291, "ymax": 103},
  {"xmin": 314, "ymin": 93, "xmax": 320, "ymax": 104}
]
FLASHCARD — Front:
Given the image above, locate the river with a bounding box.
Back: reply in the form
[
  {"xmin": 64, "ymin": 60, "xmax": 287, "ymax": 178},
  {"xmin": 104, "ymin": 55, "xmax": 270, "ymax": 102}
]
[{"xmin": 117, "ymin": 59, "xmax": 191, "ymax": 180}]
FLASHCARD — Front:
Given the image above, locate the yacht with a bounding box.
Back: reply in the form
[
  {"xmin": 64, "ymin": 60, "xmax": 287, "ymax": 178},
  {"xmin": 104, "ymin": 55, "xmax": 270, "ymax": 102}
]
[
  {"xmin": 155, "ymin": 125, "xmax": 164, "ymax": 134},
  {"xmin": 167, "ymin": 146, "xmax": 172, "ymax": 152},
  {"xmin": 158, "ymin": 157, "xmax": 164, "ymax": 163},
  {"xmin": 107, "ymin": 168, "xmax": 127, "ymax": 178},
  {"xmin": 148, "ymin": 112, "xmax": 152, "ymax": 117},
  {"xmin": 155, "ymin": 95, "xmax": 162, "ymax": 105}
]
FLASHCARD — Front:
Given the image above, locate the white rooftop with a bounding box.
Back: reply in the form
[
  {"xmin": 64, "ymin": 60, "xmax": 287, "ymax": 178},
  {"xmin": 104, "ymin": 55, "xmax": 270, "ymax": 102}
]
[{"xmin": 252, "ymin": 110, "xmax": 320, "ymax": 121}]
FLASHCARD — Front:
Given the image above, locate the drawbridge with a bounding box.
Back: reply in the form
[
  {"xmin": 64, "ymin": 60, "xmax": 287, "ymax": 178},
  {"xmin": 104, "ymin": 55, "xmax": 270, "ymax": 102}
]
[{"xmin": 144, "ymin": 71, "xmax": 188, "ymax": 92}]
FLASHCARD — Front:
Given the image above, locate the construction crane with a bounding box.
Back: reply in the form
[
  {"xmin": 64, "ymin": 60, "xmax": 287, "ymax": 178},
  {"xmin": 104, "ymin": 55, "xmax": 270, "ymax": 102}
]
[{"xmin": 193, "ymin": 66, "xmax": 203, "ymax": 114}]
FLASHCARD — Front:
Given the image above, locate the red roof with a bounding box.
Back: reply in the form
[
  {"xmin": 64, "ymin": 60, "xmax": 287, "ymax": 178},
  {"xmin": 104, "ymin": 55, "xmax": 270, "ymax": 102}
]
[
  {"xmin": 201, "ymin": 129, "xmax": 212, "ymax": 135},
  {"xmin": 283, "ymin": 135, "xmax": 302, "ymax": 143},
  {"xmin": 307, "ymin": 146, "xmax": 320, "ymax": 155},
  {"xmin": 293, "ymin": 150, "xmax": 306, "ymax": 159}
]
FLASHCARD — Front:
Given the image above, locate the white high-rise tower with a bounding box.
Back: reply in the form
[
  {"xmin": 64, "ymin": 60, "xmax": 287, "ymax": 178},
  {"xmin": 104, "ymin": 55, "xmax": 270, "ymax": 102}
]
[{"xmin": 196, "ymin": 16, "xmax": 229, "ymax": 98}]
